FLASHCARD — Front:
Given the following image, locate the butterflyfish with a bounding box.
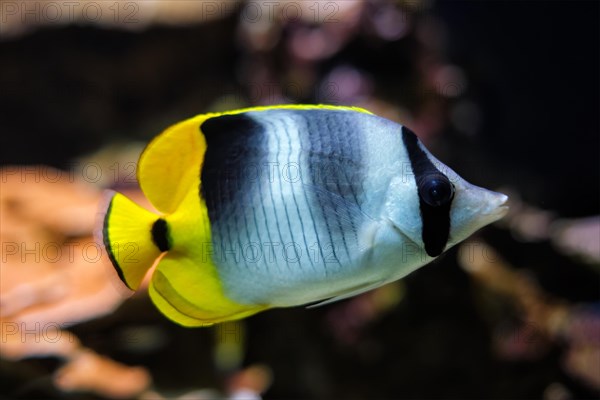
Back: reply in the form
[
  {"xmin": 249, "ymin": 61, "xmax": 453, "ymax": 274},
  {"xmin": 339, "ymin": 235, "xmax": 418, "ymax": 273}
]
[{"xmin": 100, "ymin": 104, "xmax": 508, "ymax": 326}]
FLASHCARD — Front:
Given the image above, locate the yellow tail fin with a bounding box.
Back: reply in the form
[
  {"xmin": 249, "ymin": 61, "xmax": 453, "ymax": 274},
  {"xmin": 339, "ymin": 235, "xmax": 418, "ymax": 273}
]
[{"xmin": 102, "ymin": 191, "xmax": 166, "ymax": 290}]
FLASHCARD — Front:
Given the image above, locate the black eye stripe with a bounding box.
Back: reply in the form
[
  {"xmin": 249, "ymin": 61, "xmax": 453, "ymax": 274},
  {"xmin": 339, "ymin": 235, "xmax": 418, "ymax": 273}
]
[{"xmin": 401, "ymin": 126, "xmax": 453, "ymax": 257}]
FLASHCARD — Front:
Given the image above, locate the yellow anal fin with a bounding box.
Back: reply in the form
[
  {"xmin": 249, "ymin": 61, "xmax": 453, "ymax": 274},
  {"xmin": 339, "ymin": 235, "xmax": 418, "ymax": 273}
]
[{"xmin": 148, "ymin": 254, "xmax": 267, "ymax": 327}]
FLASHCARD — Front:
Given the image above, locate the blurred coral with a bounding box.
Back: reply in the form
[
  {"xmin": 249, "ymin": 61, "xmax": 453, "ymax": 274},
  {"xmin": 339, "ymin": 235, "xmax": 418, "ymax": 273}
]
[
  {"xmin": 134, "ymin": 364, "xmax": 271, "ymax": 400},
  {"xmin": 551, "ymin": 216, "xmax": 600, "ymax": 266},
  {"xmin": 325, "ymin": 281, "xmax": 404, "ymax": 345},
  {"xmin": 498, "ymin": 189, "xmax": 600, "ymax": 266},
  {"xmin": 226, "ymin": 363, "xmax": 273, "ymax": 400},
  {"xmin": 0, "ymin": 165, "xmax": 273, "ymax": 399},
  {"xmin": 497, "ymin": 189, "xmax": 558, "ymax": 242},
  {"xmin": 54, "ymin": 349, "xmax": 151, "ymax": 398},
  {"xmin": 0, "ymin": 166, "xmax": 151, "ymax": 398},
  {"xmin": 0, "ymin": 166, "xmax": 130, "ymax": 327},
  {"xmin": 234, "ymin": 0, "xmax": 459, "ymax": 143},
  {"xmin": 458, "ymin": 241, "xmax": 600, "ymax": 390},
  {"xmin": 0, "ymin": 0, "xmax": 241, "ymax": 39}
]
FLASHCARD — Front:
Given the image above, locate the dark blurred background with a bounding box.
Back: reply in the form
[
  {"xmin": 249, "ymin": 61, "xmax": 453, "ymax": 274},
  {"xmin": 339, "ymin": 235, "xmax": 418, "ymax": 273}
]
[{"xmin": 1, "ymin": 1, "xmax": 598, "ymax": 399}]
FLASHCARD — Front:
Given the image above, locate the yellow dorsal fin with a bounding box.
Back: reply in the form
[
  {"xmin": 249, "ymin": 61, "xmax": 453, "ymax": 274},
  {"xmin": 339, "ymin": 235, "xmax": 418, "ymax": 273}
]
[
  {"xmin": 137, "ymin": 116, "xmax": 207, "ymax": 213},
  {"xmin": 138, "ymin": 104, "xmax": 371, "ymax": 213}
]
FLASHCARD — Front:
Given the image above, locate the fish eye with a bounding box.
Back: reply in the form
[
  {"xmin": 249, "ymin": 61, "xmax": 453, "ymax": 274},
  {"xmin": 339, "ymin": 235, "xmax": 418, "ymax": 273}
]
[{"xmin": 418, "ymin": 174, "xmax": 454, "ymax": 207}]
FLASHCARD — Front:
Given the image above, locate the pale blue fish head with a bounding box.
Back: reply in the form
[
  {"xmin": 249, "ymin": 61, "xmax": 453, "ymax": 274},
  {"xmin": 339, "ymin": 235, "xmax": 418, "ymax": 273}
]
[{"xmin": 382, "ymin": 133, "xmax": 508, "ymax": 258}]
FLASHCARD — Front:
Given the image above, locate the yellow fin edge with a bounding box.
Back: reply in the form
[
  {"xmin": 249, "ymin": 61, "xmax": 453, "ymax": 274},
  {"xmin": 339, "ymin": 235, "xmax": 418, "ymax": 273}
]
[{"xmin": 204, "ymin": 103, "xmax": 374, "ymax": 118}]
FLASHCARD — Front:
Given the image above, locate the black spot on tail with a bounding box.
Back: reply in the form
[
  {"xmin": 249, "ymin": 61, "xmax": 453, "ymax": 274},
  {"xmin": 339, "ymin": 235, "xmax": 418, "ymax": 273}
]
[{"xmin": 151, "ymin": 218, "xmax": 170, "ymax": 252}]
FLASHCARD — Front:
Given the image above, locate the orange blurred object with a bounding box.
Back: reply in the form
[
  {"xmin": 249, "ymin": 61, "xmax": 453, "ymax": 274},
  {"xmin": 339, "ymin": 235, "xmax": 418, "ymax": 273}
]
[{"xmin": 0, "ymin": 166, "xmax": 152, "ymax": 398}]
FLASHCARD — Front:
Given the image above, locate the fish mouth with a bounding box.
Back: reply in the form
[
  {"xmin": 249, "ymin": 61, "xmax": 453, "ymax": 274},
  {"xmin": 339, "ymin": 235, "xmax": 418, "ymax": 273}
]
[{"xmin": 482, "ymin": 193, "xmax": 509, "ymax": 221}]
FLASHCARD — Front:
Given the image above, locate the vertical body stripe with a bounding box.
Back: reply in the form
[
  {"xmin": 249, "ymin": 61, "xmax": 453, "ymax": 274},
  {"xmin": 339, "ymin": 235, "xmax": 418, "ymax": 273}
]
[{"xmin": 200, "ymin": 108, "xmax": 370, "ymax": 304}]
